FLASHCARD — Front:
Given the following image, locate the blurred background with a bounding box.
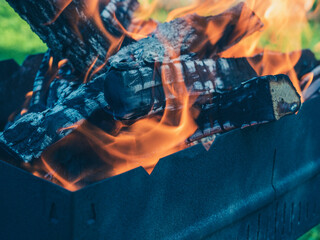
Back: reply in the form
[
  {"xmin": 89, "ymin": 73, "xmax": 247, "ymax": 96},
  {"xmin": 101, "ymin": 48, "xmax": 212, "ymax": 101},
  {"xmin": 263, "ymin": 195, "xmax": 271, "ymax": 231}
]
[{"xmin": 0, "ymin": 0, "xmax": 320, "ymax": 238}]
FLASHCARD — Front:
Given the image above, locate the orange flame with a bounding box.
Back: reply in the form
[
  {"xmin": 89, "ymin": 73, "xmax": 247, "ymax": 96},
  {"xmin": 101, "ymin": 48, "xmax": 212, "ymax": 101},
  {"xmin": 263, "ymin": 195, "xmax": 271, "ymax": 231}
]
[{"xmin": 36, "ymin": 0, "xmax": 318, "ymax": 190}]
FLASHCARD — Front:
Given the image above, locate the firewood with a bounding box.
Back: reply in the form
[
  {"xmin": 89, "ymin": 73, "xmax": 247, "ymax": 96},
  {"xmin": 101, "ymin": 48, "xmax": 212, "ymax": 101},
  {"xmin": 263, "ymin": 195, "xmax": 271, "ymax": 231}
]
[
  {"xmin": 188, "ymin": 74, "xmax": 300, "ymax": 142},
  {"xmin": 105, "ymin": 49, "xmax": 317, "ymax": 120},
  {"xmin": 29, "ymin": 50, "xmax": 53, "ymax": 110},
  {"xmin": 5, "ymin": 0, "xmax": 139, "ymax": 74},
  {"xmin": 0, "ymin": 71, "xmax": 300, "ymax": 164},
  {"xmin": 108, "ymin": 2, "xmax": 263, "ymax": 68},
  {"xmin": 0, "ymin": 75, "xmax": 108, "ymax": 162},
  {"xmin": 29, "ymin": 50, "xmax": 80, "ymax": 111},
  {"xmin": 105, "ymin": 57, "xmax": 258, "ymax": 120},
  {"xmin": 19, "ymin": 75, "xmax": 300, "ymax": 186}
]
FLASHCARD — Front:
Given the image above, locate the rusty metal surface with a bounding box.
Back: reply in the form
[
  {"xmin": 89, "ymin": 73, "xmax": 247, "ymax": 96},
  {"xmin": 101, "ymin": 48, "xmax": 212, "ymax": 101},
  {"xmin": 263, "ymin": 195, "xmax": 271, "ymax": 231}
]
[{"xmin": 0, "ymin": 96, "xmax": 320, "ymax": 240}]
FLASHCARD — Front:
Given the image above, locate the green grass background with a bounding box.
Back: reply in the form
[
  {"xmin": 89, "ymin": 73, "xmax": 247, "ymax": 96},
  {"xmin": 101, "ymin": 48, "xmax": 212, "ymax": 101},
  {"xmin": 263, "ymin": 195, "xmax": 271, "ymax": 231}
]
[
  {"xmin": 0, "ymin": 1, "xmax": 47, "ymax": 63},
  {"xmin": 0, "ymin": 1, "xmax": 320, "ymax": 238}
]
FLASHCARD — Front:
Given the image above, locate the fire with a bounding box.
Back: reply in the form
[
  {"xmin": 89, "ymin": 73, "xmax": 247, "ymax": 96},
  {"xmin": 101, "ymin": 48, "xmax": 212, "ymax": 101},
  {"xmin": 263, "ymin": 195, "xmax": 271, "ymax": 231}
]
[{"xmin": 35, "ymin": 0, "xmax": 318, "ymax": 190}]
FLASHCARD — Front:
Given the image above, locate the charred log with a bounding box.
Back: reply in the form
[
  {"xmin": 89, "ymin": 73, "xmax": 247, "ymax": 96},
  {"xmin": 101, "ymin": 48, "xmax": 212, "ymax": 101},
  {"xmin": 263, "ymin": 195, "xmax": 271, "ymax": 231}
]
[
  {"xmin": 24, "ymin": 75, "xmax": 300, "ymax": 185},
  {"xmin": 0, "ymin": 71, "xmax": 300, "ymax": 164},
  {"xmin": 188, "ymin": 74, "xmax": 300, "ymax": 142},
  {"xmin": 108, "ymin": 2, "xmax": 264, "ymax": 69},
  {"xmin": 0, "ymin": 75, "xmax": 108, "ymax": 162},
  {"xmin": 5, "ymin": 0, "xmax": 139, "ymax": 74},
  {"xmin": 105, "ymin": 49, "xmax": 317, "ymax": 120},
  {"xmin": 29, "ymin": 50, "xmax": 80, "ymax": 111},
  {"xmin": 105, "ymin": 57, "xmax": 258, "ymax": 120}
]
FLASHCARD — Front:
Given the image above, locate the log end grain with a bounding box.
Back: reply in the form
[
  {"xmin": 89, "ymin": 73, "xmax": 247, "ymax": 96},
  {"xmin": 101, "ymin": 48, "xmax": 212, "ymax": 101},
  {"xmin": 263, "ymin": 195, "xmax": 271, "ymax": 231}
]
[{"xmin": 269, "ymin": 75, "xmax": 301, "ymax": 120}]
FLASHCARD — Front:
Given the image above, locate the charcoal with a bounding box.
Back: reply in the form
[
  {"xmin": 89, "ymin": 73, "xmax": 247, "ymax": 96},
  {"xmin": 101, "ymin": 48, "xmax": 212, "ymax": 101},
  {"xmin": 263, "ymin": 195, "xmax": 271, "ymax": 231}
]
[
  {"xmin": 0, "ymin": 75, "xmax": 108, "ymax": 162},
  {"xmin": 5, "ymin": 0, "xmax": 139, "ymax": 74},
  {"xmin": 0, "ymin": 54, "xmax": 44, "ymax": 130},
  {"xmin": 108, "ymin": 2, "xmax": 264, "ymax": 70}
]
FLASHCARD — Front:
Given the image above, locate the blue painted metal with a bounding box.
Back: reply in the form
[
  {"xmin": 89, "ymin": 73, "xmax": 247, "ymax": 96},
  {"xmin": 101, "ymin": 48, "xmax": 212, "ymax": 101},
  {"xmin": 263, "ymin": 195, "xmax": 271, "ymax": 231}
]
[{"xmin": 1, "ymin": 97, "xmax": 320, "ymax": 240}]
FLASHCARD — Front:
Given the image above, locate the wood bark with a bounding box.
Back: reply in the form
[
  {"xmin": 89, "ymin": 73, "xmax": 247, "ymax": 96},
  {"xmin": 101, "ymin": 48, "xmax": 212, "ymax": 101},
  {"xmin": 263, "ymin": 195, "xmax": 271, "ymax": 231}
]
[
  {"xmin": 188, "ymin": 74, "xmax": 300, "ymax": 142},
  {"xmin": 105, "ymin": 49, "xmax": 317, "ymax": 120},
  {"xmin": 0, "ymin": 74, "xmax": 108, "ymax": 162},
  {"xmin": 108, "ymin": 2, "xmax": 264, "ymax": 70},
  {"xmin": 5, "ymin": 0, "xmax": 139, "ymax": 74},
  {"xmin": 0, "ymin": 72, "xmax": 300, "ymax": 163}
]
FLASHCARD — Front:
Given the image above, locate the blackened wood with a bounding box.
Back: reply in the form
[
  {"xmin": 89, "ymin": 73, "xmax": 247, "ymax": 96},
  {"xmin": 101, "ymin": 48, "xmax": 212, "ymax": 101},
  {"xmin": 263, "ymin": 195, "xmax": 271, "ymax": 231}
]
[
  {"xmin": 153, "ymin": 2, "xmax": 264, "ymax": 58},
  {"xmin": 104, "ymin": 57, "xmax": 258, "ymax": 120},
  {"xmin": 5, "ymin": 0, "xmax": 139, "ymax": 74},
  {"xmin": 29, "ymin": 50, "xmax": 54, "ymax": 110},
  {"xmin": 29, "ymin": 50, "xmax": 80, "ymax": 112},
  {"xmin": 22, "ymin": 75, "xmax": 300, "ymax": 184},
  {"xmin": 105, "ymin": 49, "xmax": 316, "ymax": 120},
  {"xmin": 108, "ymin": 2, "xmax": 263, "ymax": 70},
  {"xmin": 0, "ymin": 54, "xmax": 44, "ymax": 130},
  {"xmin": 46, "ymin": 79, "xmax": 81, "ymax": 109},
  {"xmin": 0, "ymin": 75, "xmax": 108, "ymax": 162},
  {"xmin": 249, "ymin": 49, "xmax": 320, "ymax": 100},
  {"xmin": 188, "ymin": 75, "xmax": 300, "ymax": 142}
]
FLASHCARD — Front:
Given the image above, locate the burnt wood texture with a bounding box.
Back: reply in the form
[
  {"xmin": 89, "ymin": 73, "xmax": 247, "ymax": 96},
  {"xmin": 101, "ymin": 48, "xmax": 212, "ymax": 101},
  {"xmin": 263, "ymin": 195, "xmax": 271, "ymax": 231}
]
[
  {"xmin": 105, "ymin": 49, "xmax": 318, "ymax": 120},
  {"xmin": 35, "ymin": 75, "xmax": 300, "ymax": 186},
  {"xmin": 0, "ymin": 75, "xmax": 108, "ymax": 162},
  {"xmin": 5, "ymin": 0, "xmax": 139, "ymax": 74},
  {"xmin": 29, "ymin": 50, "xmax": 80, "ymax": 112},
  {"xmin": 108, "ymin": 2, "xmax": 263, "ymax": 69},
  {"xmin": 105, "ymin": 57, "xmax": 259, "ymax": 120},
  {"xmin": 0, "ymin": 74, "xmax": 300, "ymax": 164}
]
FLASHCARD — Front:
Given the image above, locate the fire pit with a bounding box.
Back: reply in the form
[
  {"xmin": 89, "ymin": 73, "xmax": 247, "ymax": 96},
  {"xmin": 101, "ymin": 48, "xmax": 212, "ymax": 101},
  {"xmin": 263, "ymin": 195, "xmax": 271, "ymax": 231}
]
[
  {"xmin": 0, "ymin": 0, "xmax": 320, "ymax": 239},
  {"xmin": 1, "ymin": 97, "xmax": 320, "ymax": 239}
]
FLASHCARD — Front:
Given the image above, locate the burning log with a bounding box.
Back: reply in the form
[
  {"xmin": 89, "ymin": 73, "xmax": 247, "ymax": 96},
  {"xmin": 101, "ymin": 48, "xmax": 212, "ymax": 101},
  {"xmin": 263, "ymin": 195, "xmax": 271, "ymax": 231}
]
[
  {"xmin": 0, "ymin": 71, "xmax": 300, "ymax": 164},
  {"xmin": 106, "ymin": 49, "xmax": 318, "ymax": 120},
  {"xmin": 189, "ymin": 74, "xmax": 300, "ymax": 142},
  {"xmin": 108, "ymin": 2, "xmax": 264, "ymax": 67},
  {"xmin": 24, "ymin": 75, "xmax": 300, "ymax": 185},
  {"xmin": 103, "ymin": 57, "xmax": 260, "ymax": 119},
  {"xmin": 29, "ymin": 50, "xmax": 80, "ymax": 111},
  {"xmin": 151, "ymin": 2, "xmax": 264, "ymax": 59},
  {"xmin": 5, "ymin": 0, "xmax": 139, "ymax": 74},
  {"xmin": 0, "ymin": 75, "xmax": 108, "ymax": 162}
]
